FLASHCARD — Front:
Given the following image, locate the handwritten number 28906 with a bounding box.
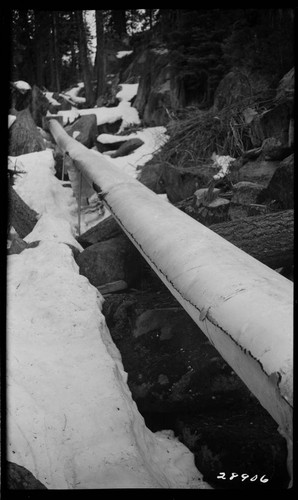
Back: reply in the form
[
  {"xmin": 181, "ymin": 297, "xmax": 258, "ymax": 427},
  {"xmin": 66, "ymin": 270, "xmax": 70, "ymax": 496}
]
[{"xmin": 217, "ymin": 472, "xmax": 269, "ymax": 483}]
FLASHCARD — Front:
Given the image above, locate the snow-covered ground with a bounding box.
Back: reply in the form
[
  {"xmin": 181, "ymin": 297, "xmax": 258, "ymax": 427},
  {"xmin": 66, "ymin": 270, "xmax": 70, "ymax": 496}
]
[{"xmin": 7, "ymin": 82, "xmax": 211, "ymax": 489}]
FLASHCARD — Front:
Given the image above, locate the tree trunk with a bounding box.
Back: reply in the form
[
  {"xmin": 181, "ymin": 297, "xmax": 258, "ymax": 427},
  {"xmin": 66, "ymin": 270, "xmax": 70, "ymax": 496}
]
[
  {"xmin": 9, "ymin": 185, "xmax": 38, "ymax": 238},
  {"xmin": 111, "ymin": 10, "xmax": 127, "ymax": 38},
  {"xmin": 48, "ymin": 118, "xmax": 293, "ymax": 484},
  {"xmin": 95, "ymin": 10, "xmax": 106, "ymax": 99},
  {"xmin": 76, "ymin": 10, "xmax": 95, "ymax": 107},
  {"xmin": 52, "ymin": 12, "xmax": 61, "ymax": 92}
]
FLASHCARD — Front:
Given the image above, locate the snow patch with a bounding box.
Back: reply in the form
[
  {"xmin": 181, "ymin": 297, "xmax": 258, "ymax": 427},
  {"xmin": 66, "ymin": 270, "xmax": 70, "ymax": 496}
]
[
  {"xmin": 116, "ymin": 83, "xmax": 139, "ymax": 102},
  {"xmin": 8, "ymin": 115, "xmax": 16, "ymax": 128},
  {"xmin": 13, "ymin": 80, "xmax": 31, "ymax": 91},
  {"xmin": 116, "ymin": 50, "xmax": 133, "ymax": 58}
]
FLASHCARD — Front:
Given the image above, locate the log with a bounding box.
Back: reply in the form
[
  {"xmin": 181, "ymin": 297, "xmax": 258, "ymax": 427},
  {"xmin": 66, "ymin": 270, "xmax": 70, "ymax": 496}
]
[
  {"xmin": 49, "ymin": 118, "xmax": 293, "ymax": 483},
  {"xmin": 209, "ymin": 210, "xmax": 293, "ymax": 270},
  {"xmin": 9, "ymin": 185, "xmax": 39, "ymax": 238},
  {"xmin": 8, "ymin": 108, "xmax": 46, "ymax": 156}
]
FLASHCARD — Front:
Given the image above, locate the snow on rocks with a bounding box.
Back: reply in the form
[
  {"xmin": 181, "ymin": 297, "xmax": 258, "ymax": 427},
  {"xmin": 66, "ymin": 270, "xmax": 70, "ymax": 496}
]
[
  {"xmin": 116, "ymin": 83, "xmax": 139, "ymax": 102},
  {"xmin": 44, "ymin": 92, "xmax": 61, "ymax": 107},
  {"xmin": 13, "ymin": 80, "xmax": 32, "ymax": 92},
  {"xmin": 7, "ymin": 216, "xmax": 211, "ymax": 489},
  {"xmin": 63, "ymin": 82, "xmax": 86, "ymax": 104},
  {"xmin": 105, "ymin": 127, "xmax": 169, "ymax": 177},
  {"xmin": 211, "ymin": 153, "xmax": 235, "ymax": 180},
  {"xmin": 116, "ymin": 50, "xmax": 133, "ymax": 58}
]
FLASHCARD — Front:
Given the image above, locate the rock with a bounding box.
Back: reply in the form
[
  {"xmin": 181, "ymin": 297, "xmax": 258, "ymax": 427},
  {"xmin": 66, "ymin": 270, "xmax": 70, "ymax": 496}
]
[
  {"xmin": 261, "ymin": 137, "xmax": 292, "ymax": 161},
  {"xmin": 229, "ymin": 181, "xmax": 266, "ymax": 220},
  {"xmin": 213, "ymin": 69, "xmax": 271, "ymax": 111},
  {"xmin": 160, "ymin": 163, "xmax": 212, "ymax": 204},
  {"xmin": 97, "ymin": 119, "xmax": 123, "ymax": 136},
  {"xmin": 249, "ymin": 103, "xmax": 291, "ymax": 148},
  {"xmin": 52, "ymin": 92, "xmax": 73, "ymax": 110},
  {"xmin": 133, "ymin": 47, "xmax": 183, "ymax": 126},
  {"xmin": 77, "ymin": 215, "xmax": 123, "ymax": 248},
  {"xmin": 111, "ymin": 138, "xmax": 144, "ymax": 158},
  {"xmin": 96, "ymin": 136, "xmax": 128, "ymax": 154},
  {"xmin": 30, "ymin": 85, "xmax": 51, "ymax": 127},
  {"xmin": 275, "ymin": 67, "xmax": 294, "ymax": 105},
  {"xmin": 238, "ymin": 159, "xmax": 280, "ymax": 186},
  {"xmin": 8, "ymin": 108, "xmax": 46, "ymax": 156},
  {"xmin": 7, "ymin": 462, "xmax": 47, "ymax": 489},
  {"xmin": 75, "ymin": 234, "xmax": 143, "ymax": 288},
  {"xmin": 256, "ymin": 154, "xmax": 294, "ymax": 209},
  {"xmin": 137, "ymin": 163, "xmax": 166, "ymax": 194},
  {"xmin": 65, "ymin": 114, "xmax": 98, "ymax": 149},
  {"xmin": 230, "ymin": 181, "xmax": 265, "ymax": 205}
]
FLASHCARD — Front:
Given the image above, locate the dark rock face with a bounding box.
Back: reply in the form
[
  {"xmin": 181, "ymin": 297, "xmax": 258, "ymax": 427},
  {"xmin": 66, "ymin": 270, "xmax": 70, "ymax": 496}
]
[
  {"xmin": 133, "ymin": 48, "xmax": 184, "ymax": 126},
  {"xmin": 213, "ymin": 70, "xmax": 271, "ymax": 112},
  {"xmin": 7, "ymin": 462, "xmax": 47, "ymax": 489}
]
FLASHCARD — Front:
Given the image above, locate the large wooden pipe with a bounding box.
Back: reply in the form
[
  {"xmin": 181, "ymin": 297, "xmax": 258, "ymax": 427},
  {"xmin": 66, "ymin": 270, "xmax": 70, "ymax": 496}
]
[{"xmin": 49, "ymin": 118, "xmax": 293, "ymax": 482}]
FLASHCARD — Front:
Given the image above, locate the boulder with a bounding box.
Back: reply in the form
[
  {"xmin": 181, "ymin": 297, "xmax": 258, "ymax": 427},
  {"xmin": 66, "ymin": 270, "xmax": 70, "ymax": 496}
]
[
  {"xmin": 261, "ymin": 137, "xmax": 292, "ymax": 161},
  {"xmin": 77, "ymin": 215, "xmax": 123, "ymax": 248},
  {"xmin": 160, "ymin": 163, "xmax": 213, "ymax": 204},
  {"xmin": 8, "ymin": 108, "xmax": 46, "ymax": 156},
  {"xmin": 137, "ymin": 163, "xmax": 166, "ymax": 194},
  {"xmin": 213, "ymin": 69, "xmax": 271, "ymax": 111},
  {"xmin": 65, "ymin": 114, "xmax": 98, "ymax": 149},
  {"xmin": 256, "ymin": 154, "xmax": 294, "ymax": 210},
  {"xmin": 229, "ymin": 181, "xmax": 267, "ymax": 220},
  {"xmin": 249, "ymin": 103, "xmax": 291, "ymax": 148},
  {"xmin": 111, "ymin": 137, "xmax": 144, "ymax": 158},
  {"xmin": 75, "ymin": 234, "xmax": 143, "ymax": 288},
  {"xmin": 52, "ymin": 92, "xmax": 73, "ymax": 110},
  {"xmin": 97, "ymin": 119, "xmax": 123, "ymax": 136}
]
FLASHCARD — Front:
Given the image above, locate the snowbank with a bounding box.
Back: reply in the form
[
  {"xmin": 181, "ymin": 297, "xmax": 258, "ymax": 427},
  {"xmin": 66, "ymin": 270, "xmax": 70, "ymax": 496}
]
[
  {"xmin": 7, "ymin": 215, "xmax": 211, "ymax": 489},
  {"xmin": 9, "ymin": 149, "xmax": 102, "ymax": 235}
]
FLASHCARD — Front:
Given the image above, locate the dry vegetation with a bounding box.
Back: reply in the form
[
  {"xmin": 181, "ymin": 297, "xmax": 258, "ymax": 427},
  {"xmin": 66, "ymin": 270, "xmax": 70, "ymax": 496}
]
[{"xmin": 153, "ymin": 92, "xmax": 275, "ymax": 169}]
